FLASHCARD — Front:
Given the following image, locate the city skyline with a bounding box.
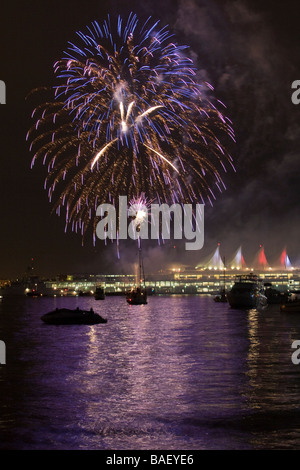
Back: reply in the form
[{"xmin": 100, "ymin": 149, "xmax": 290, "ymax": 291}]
[{"xmin": 2, "ymin": 243, "xmax": 297, "ymax": 283}]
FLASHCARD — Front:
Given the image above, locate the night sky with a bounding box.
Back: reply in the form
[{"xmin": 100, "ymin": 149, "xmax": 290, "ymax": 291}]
[{"xmin": 1, "ymin": 0, "xmax": 300, "ymax": 278}]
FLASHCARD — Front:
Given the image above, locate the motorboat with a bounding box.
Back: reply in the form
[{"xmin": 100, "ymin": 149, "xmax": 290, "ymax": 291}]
[
  {"xmin": 26, "ymin": 289, "xmax": 43, "ymax": 297},
  {"xmin": 41, "ymin": 307, "xmax": 107, "ymax": 325},
  {"xmin": 265, "ymin": 286, "xmax": 289, "ymax": 305},
  {"xmin": 78, "ymin": 290, "xmax": 93, "ymax": 297},
  {"xmin": 227, "ymin": 273, "xmax": 267, "ymax": 309}
]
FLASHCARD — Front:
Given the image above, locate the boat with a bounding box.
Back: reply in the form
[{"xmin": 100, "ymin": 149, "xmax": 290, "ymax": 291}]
[
  {"xmin": 227, "ymin": 273, "xmax": 267, "ymax": 309},
  {"xmin": 214, "ymin": 288, "xmax": 227, "ymax": 303},
  {"xmin": 26, "ymin": 289, "xmax": 43, "ymax": 297},
  {"xmin": 126, "ymin": 241, "xmax": 148, "ymax": 305},
  {"xmin": 264, "ymin": 285, "xmax": 289, "ymax": 304},
  {"xmin": 41, "ymin": 307, "xmax": 107, "ymax": 325},
  {"xmin": 95, "ymin": 286, "xmax": 105, "ymax": 300},
  {"xmin": 78, "ymin": 290, "xmax": 93, "ymax": 297},
  {"xmin": 126, "ymin": 286, "xmax": 148, "ymax": 305},
  {"xmin": 214, "ymin": 256, "xmax": 227, "ymax": 302}
]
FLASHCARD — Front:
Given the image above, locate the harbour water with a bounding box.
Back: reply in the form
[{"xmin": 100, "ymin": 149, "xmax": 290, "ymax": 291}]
[{"xmin": 1, "ymin": 294, "xmax": 300, "ymax": 450}]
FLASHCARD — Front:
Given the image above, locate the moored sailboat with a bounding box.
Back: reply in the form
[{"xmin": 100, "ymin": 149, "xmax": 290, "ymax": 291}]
[
  {"xmin": 126, "ymin": 245, "xmax": 148, "ymax": 305},
  {"xmin": 126, "ymin": 196, "xmax": 149, "ymax": 305},
  {"xmin": 95, "ymin": 286, "xmax": 105, "ymax": 300},
  {"xmin": 214, "ymin": 256, "xmax": 227, "ymax": 302}
]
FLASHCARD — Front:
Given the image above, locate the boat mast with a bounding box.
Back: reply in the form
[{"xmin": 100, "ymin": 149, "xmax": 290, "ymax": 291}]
[
  {"xmin": 223, "ymin": 256, "xmax": 226, "ymax": 292},
  {"xmin": 138, "ymin": 238, "xmax": 146, "ymax": 288}
]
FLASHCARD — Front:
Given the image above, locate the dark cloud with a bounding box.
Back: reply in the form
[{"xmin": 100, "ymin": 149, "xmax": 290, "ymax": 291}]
[{"xmin": 169, "ymin": 0, "xmax": 300, "ymax": 265}]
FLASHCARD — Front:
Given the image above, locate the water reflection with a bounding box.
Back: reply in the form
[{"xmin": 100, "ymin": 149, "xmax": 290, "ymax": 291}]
[
  {"xmin": 247, "ymin": 309, "xmax": 260, "ymax": 385},
  {"xmin": 1, "ymin": 296, "xmax": 300, "ymax": 449}
]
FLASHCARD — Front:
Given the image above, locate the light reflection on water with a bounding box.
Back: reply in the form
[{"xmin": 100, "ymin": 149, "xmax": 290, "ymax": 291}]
[{"xmin": 1, "ymin": 294, "xmax": 300, "ymax": 449}]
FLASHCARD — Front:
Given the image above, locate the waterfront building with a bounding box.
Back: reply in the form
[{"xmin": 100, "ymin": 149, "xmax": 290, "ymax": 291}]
[
  {"xmin": 40, "ymin": 268, "xmax": 299, "ymax": 296},
  {"xmin": 1, "ymin": 245, "xmax": 299, "ymax": 297}
]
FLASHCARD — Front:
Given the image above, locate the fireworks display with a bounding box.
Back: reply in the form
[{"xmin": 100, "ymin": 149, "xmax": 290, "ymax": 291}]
[{"xmin": 27, "ymin": 12, "xmax": 235, "ymax": 243}]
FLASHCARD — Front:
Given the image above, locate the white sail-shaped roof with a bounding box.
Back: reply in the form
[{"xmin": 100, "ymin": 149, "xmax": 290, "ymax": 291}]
[
  {"xmin": 196, "ymin": 244, "xmax": 224, "ymax": 270},
  {"xmin": 229, "ymin": 246, "xmax": 246, "ymax": 270}
]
